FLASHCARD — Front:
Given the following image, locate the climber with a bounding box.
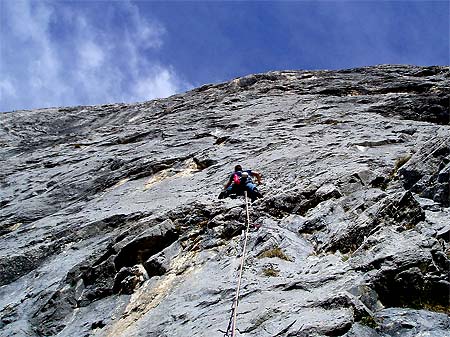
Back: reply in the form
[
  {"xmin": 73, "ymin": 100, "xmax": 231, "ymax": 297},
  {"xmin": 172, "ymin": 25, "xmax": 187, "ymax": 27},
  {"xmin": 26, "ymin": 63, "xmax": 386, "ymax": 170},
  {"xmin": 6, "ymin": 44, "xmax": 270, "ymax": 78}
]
[{"xmin": 218, "ymin": 165, "xmax": 263, "ymax": 202}]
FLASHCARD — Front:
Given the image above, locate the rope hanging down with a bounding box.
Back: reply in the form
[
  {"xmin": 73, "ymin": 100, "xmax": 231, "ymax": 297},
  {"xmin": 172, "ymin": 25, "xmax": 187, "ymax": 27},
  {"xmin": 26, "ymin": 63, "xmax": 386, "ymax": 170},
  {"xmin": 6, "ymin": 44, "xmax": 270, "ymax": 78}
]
[{"xmin": 225, "ymin": 191, "xmax": 252, "ymax": 337}]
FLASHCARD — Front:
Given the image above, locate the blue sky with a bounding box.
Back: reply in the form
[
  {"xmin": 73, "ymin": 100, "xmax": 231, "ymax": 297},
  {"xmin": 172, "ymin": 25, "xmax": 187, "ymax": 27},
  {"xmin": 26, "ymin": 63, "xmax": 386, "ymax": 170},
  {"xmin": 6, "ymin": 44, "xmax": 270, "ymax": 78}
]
[{"xmin": 0, "ymin": 0, "xmax": 448, "ymax": 112}]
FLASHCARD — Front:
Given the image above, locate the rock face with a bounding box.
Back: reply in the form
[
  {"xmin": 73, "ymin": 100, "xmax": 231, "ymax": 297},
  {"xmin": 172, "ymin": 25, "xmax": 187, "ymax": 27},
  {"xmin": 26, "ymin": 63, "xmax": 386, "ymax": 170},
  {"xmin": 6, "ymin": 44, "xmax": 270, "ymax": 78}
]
[{"xmin": 0, "ymin": 65, "xmax": 449, "ymax": 337}]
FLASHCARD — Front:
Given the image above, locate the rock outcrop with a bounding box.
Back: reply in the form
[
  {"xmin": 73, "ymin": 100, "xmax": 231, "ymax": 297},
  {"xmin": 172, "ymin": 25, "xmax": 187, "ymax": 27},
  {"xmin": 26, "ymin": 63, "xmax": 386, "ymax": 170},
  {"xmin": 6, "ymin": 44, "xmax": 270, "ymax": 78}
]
[{"xmin": 0, "ymin": 65, "xmax": 449, "ymax": 337}]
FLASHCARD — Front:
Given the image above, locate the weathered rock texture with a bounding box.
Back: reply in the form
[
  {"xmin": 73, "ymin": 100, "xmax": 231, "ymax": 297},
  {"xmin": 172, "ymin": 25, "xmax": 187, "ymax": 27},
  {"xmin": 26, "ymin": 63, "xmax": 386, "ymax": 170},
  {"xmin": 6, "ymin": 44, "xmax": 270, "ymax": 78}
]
[{"xmin": 0, "ymin": 65, "xmax": 449, "ymax": 337}]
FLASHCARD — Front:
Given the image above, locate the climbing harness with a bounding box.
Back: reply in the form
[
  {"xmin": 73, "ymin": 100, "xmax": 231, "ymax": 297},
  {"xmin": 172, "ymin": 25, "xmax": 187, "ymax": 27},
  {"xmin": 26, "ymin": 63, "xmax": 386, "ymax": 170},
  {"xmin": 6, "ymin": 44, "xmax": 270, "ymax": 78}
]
[{"xmin": 224, "ymin": 191, "xmax": 252, "ymax": 337}]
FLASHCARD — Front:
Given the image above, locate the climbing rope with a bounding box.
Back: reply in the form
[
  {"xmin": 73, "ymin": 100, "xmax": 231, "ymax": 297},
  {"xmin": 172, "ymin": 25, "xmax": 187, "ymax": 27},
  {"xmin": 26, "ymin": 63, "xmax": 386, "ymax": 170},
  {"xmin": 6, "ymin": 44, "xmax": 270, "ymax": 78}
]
[{"xmin": 225, "ymin": 191, "xmax": 252, "ymax": 337}]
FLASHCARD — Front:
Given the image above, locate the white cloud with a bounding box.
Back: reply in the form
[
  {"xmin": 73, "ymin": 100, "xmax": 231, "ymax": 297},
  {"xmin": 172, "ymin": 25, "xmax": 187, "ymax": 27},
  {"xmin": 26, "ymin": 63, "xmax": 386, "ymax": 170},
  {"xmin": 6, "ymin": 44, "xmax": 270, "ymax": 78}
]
[
  {"xmin": 79, "ymin": 42, "xmax": 105, "ymax": 69},
  {"xmin": 5, "ymin": 0, "xmax": 53, "ymax": 42},
  {"xmin": 133, "ymin": 67, "xmax": 180, "ymax": 100},
  {"xmin": 0, "ymin": 79, "xmax": 17, "ymax": 101},
  {"xmin": 125, "ymin": 1, "xmax": 165, "ymax": 50},
  {"xmin": 0, "ymin": 0, "xmax": 190, "ymax": 112}
]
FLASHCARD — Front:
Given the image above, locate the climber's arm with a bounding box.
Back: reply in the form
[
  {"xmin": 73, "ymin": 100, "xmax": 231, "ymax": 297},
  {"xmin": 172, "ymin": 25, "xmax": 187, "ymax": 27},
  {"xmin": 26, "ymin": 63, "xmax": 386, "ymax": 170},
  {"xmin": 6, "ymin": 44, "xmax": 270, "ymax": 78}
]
[
  {"xmin": 251, "ymin": 171, "xmax": 262, "ymax": 184},
  {"xmin": 224, "ymin": 175, "xmax": 233, "ymax": 189}
]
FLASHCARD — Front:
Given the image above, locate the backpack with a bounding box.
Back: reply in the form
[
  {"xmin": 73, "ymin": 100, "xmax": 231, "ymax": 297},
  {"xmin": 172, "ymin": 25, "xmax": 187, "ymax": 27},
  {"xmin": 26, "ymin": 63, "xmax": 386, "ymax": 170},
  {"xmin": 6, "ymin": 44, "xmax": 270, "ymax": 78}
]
[{"xmin": 233, "ymin": 173, "xmax": 241, "ymax": 185}]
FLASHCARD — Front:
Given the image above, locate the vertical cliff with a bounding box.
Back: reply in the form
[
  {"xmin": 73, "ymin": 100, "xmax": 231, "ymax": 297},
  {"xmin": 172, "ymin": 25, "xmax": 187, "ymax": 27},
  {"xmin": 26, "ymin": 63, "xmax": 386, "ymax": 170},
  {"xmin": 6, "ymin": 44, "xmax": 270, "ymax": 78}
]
[{"xmin": 0, "ymin": 65, "xmax": 449, "ymax": 337}]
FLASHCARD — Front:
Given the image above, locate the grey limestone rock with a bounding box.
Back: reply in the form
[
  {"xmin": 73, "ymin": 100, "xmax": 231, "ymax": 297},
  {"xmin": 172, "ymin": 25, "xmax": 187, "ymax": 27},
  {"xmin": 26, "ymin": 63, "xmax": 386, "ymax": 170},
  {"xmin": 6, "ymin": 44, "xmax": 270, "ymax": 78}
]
[{"xmin": 0, "ymin": 65, "xmax": 449, "ymax": 337}]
